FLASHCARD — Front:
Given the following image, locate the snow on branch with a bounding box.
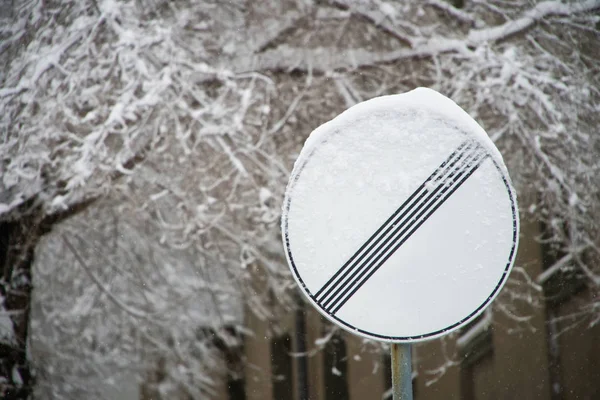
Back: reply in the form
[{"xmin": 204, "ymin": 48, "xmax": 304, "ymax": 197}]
[
  {"xmin": 229, "ymin": 1, "xmax": 598, "ymax": 74},
  {"xmin": 468, "ymin": 0, "xmax": 600, "ymax": 44},
  {"xmin": 426, "ymin": 0, "xmax": 479, "ymax": 25}
]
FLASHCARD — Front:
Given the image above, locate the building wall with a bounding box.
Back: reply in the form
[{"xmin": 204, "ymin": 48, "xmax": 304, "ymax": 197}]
[
  {"xmin": 345, "ymin": 335, "xmax": 385, "ymax": 400},
  {"xmin": 487, "ymin": 211, "xmax": 552, "ymax": 400},
  {"xmin": 241, "ymin": 303, "xmax": 388, "ymax": 400},
  {"xmin": 414, "ymin": 337, "xmax": 461, "ymax": 400},
  {"xmin": 552, "ymin": 287, "xmax": 600, "ymax": 400},
  {"xmin": 243, "ymin": 309, "xmax": 276, "ymax": 400}
]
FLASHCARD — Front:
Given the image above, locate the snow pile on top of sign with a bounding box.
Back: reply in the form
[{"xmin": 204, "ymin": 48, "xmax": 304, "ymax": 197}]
[{"xmin": 300, "ymin": 87, "xmax": 503, "ymax": 166}]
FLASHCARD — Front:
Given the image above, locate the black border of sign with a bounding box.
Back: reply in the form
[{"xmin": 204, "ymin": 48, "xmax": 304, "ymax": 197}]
[{"xmin": 282, "ymin": 135, "xmax": 519, "ymax": 343}]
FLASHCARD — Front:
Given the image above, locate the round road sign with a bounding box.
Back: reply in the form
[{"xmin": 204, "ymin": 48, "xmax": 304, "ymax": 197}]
[{"xmin": 281, "ymin": 88, "xmax": 519, "ymax": 342}]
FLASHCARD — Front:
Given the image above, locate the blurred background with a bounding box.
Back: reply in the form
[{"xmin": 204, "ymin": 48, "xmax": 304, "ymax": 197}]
[{"xmin": 1, "ymin": 0, "xmax": 599, "ymax": 399}]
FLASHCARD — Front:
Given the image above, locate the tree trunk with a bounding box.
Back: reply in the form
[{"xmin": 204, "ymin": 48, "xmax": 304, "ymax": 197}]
[{"xmin": 0, "ymin": 216, "xmax": 40, "ymax": 399}]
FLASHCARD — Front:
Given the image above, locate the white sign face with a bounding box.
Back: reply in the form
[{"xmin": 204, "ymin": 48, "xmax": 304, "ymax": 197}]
[{"xmin": 281, "ymin": 88, "xmax": 519, "ymax": 343}]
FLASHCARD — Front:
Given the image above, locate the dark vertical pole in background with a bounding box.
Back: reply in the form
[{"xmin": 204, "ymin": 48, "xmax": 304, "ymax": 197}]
[{"xmin": 295, "ymin": 297, "xmax": 309, "ymax": 400}]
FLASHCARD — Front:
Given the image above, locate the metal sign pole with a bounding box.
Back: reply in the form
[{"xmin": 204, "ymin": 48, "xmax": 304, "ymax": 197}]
[{"xmin": 391, "ymin": 343, "xmax": 413, "ymax": 400}]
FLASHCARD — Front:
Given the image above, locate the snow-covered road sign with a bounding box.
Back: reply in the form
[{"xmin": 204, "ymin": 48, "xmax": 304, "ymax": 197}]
[{"xmin": 281, "ymin": 88, "xmax": 519, "ymax": 342}]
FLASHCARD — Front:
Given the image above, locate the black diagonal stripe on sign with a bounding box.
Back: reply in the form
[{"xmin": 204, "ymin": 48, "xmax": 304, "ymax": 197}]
[
  {"xmin": 320, "ymin": 146, "xmax": 483, "ymax": 310},
  {"xmin": 316, "ymin": 141, "xmax": 480, "ymax": 309},
  {"xmin": 318, "ymin": 143, "xmax": 480, "ymax": 308},
  {"xmin": 314, "ymin": 140, "xmax": 473, "ymax": 305},
  {"xmin": 321, "ymin": 146, "xmax": 483, "ymax": 311},
  {"xmin": 329, "ymin": 151, "xmax": 489, "ymax": 315}
]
